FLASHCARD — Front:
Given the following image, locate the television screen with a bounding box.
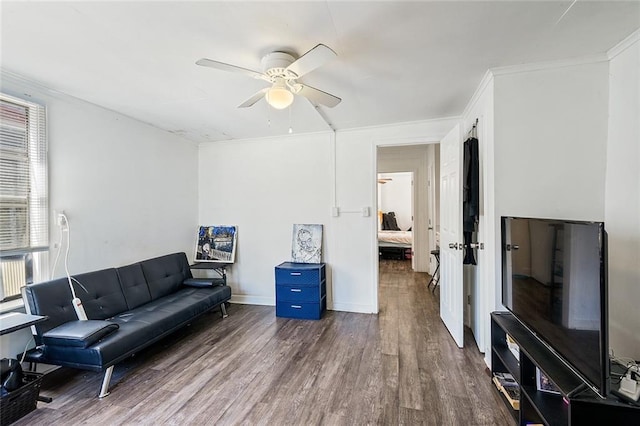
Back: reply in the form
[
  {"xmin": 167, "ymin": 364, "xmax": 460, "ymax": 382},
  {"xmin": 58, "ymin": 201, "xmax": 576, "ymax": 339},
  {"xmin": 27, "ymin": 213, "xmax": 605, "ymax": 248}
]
[{"xmin": 501, "ymin": 216, "xmax": 608, "ymax": 397}]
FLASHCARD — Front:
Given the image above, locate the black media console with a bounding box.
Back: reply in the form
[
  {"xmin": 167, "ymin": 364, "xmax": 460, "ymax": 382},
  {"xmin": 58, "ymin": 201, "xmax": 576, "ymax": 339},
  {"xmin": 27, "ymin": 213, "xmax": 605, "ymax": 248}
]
[{"xmin": 491, "ymin": 312, "xmax": 639, "ymax": 425}]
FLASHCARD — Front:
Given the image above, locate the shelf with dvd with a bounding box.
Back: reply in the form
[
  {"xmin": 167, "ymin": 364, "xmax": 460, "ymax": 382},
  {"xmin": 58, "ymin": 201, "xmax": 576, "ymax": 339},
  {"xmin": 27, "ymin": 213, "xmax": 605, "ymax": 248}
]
[{"xmin": 491, "ymin": 312, "xmax": 640, "ymax": 425}]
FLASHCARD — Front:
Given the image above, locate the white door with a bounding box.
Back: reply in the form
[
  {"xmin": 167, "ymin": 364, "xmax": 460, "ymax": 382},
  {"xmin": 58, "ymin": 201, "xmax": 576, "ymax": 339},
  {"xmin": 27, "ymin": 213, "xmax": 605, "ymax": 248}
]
[
  {"xmin": 410, "ymin": 173, "xmax": 416, "ymax": 270},
  {"xmin": 440, "ymin": 123, "xmax": 464, "ymax": 348},
  {"xmin": 427, "ymin": 150, "xmax": 436, "ymax": 276}
]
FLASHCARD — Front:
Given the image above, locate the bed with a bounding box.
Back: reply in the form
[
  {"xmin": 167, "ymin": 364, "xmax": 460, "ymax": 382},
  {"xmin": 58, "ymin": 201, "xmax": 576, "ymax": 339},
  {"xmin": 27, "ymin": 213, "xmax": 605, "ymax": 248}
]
[{"xmin": 378, "ymin": 230, "xmax": 412, "ymax": 259}]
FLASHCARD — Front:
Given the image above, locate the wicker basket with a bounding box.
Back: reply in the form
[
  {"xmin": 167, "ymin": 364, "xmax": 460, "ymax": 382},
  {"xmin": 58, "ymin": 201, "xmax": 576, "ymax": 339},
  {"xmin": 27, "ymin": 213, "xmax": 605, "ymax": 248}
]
[{"xmin": 0, "ymin": 372, "xmax": 43, "ymax": 426}]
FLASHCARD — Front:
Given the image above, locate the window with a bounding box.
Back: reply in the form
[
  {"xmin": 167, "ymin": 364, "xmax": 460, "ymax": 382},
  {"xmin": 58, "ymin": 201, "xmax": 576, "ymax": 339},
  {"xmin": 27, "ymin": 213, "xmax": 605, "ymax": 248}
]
[{"xmin": 0, "ymin": 93, "xmax": 48, "ymax": 301}]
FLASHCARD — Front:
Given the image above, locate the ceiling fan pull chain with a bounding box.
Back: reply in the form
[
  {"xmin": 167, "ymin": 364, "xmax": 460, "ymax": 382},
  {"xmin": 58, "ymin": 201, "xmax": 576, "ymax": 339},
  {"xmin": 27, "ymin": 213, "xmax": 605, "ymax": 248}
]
[
  {"xmin": 288, "ymin": 105, "xmax": 293, "ymax": 134},
  {"xmin": 267, "ymin": 102, "xmax": 271, "ymax": 127}
]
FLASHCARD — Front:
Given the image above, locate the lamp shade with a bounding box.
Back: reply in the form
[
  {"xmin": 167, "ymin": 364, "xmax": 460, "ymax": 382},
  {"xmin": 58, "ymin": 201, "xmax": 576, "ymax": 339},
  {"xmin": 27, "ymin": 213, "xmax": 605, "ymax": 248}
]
[{"xmin": 266, "ymin": 85, "xmax": 294, "ymax": 109}]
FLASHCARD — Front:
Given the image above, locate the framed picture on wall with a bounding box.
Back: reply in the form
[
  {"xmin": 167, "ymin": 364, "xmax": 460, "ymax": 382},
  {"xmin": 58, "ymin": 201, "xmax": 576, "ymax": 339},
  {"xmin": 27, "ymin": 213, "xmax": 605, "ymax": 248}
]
[{"xmin": 195, "ymin": 225, "xmax": 237, "ymax": 263}]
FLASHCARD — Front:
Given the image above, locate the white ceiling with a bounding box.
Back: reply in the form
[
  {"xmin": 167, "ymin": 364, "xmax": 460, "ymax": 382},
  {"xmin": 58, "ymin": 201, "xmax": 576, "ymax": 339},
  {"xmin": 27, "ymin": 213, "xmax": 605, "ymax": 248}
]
[{"xmin": 1, "ymin": 1, "xmax": 638, "ymax": 143}]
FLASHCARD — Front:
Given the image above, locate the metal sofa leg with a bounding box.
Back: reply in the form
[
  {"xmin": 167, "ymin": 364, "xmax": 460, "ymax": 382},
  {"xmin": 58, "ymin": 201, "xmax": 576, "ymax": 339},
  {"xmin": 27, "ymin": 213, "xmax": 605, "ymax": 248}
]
[
  {"xmin": 220, "ymin": 302, "xmax": 228, "ymax": 319},
  {"xmin": 98, "ymin": 365, "xmax": 114, "ymax": 398}
]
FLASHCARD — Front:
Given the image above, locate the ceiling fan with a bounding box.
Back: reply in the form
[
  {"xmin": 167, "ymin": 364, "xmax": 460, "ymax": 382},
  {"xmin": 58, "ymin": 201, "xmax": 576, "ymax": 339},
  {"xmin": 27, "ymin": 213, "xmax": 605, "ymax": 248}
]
[{"xmin": 196, "ymin": 44, "xmax": 341, "ymax": 110}]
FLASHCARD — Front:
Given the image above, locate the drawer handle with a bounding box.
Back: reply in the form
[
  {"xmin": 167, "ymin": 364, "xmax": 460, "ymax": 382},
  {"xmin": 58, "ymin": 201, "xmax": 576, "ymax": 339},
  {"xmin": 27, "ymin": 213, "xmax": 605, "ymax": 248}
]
[
  {"xmin": 290, "ymin": 288, "xmax": 302, "ymax": 292},
  {"xmin": 290, "ymin": 272, "xmax": 302, "ymax": 276},
  {"xmin": 291, "ymin": 305, "xmax": 302, "ymax": 309}
]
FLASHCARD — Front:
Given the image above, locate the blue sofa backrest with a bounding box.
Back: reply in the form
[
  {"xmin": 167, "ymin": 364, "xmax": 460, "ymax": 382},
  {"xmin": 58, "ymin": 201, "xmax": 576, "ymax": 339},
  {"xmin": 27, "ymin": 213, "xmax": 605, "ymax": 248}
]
[
  {"xmin": 115, "ymin": 263, "xmax": 152, "ymax": 310},
  {"xmin": 139, "ymin": 252, "xmax": 193, "ymax": 300},
  {"xmin": 72, "ymin": 268, "xmax": 128, "ymax": 320}
]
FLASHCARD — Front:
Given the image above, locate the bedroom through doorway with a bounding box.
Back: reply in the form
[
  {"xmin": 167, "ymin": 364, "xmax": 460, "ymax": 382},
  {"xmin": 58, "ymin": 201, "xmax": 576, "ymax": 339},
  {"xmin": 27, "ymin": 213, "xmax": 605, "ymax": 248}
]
[
  {"xmin": 377, "ymin": 171, "xmax": 414, "ymax": 264},
  {"xmin": 376, "ymin": 144, "xmax": 440, "ymax": 307}
]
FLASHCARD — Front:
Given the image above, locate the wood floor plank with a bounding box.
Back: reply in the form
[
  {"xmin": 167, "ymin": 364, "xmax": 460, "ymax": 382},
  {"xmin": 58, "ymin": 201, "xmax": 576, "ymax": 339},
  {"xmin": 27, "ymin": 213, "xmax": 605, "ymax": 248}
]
[{"xmin": 14, "ymin": 259, "xmax": 512, "ymax": 426}]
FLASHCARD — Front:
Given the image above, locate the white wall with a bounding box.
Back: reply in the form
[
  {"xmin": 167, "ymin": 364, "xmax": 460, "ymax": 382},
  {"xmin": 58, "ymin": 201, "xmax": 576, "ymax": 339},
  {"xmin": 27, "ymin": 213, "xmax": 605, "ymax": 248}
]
[
  {"xmin": 198, "ymin": 132, "xmax": 332, "ymax": 306},
  {"xmin": 199, "ymin": 118, "xmax": 457, "ymax": 313},
  {"xmin": 605, "ymin": 34, "xmax": 640, "ymax": 360},
  {"xmin": 493, "ymin": 61, "xmax": 609, "ymax": 223},
  {"xmin": 1, "ymin": 72, "xmax": 199, "ymax": 275},
  {"xmin": 378, "ymin": 172, "xmax": 412, "ymax": 231}
]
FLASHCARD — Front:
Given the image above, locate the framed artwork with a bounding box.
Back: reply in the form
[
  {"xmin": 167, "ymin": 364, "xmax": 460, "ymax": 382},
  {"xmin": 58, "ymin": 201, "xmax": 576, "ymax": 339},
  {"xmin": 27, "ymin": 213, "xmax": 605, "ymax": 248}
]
[
  {"xmin": 291, "ymin": 224, "xmax": 323, "ymax": 264},
  {"xmin": 195, "ymin": 225, "xmax": 237, "ymax": 263},
  {"xmin": 536, "ymin": 368, "xmax": 561, "ymax": 394}
]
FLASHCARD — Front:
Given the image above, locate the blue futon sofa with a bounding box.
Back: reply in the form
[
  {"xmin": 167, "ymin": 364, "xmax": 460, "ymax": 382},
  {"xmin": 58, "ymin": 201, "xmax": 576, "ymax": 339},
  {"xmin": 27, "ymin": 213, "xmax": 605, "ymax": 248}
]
[{"xmin": 22, "ymin": 252, "xmax": 231, "ymax": 397}]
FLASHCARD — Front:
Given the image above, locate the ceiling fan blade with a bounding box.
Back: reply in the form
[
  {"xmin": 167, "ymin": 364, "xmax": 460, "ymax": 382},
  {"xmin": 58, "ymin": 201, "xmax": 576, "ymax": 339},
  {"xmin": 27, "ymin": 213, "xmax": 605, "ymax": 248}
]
[
  {"xmin": 286, "ymin": 44, "xmax": 336, "ymax": 78},
  {"xmin": 196, "ymin": 58, "xmax": 270, "ymax": 82},
  {"xmin": 296, "ymin": 84, "xmax": 341, "ymax": 108},
  {"xmin": 238, "ymin": 88, "xmax": 269, "ymax": 108}
]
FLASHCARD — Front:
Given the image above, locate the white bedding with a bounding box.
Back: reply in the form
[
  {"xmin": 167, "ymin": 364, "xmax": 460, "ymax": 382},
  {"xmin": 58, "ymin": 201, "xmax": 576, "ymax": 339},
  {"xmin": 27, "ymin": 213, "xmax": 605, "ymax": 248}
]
[{"xmin": 378, "ymin": 230, "xmax": 412, "ymax": 245}]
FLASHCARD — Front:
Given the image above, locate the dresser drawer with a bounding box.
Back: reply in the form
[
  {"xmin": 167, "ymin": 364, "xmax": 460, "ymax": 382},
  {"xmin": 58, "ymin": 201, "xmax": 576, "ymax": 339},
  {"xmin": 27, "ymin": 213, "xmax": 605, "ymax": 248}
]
[
  {"xmin": 276, "ymin": 298, "xmax": 325, "ymax": 320},
  {"xmin": 275, "ymin": 263, "xmax": 325, "ymax": 286},
  {"xmin": 276, "ymin": 281, "xmax": 325, "ymax": 303}
]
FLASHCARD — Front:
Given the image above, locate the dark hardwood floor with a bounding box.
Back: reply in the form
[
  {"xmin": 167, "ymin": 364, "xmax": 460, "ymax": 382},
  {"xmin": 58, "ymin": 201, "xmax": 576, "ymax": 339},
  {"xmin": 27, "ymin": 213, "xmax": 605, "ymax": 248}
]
[{"xmin": 16, "ymin": 259, "xmax": 512, "ymax": 425}]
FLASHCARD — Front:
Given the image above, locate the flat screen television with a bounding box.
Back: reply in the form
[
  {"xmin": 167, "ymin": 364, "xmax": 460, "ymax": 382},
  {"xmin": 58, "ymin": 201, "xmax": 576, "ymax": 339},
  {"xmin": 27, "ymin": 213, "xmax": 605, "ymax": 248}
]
[{"xmin": 501, "ymin": 216, "xmax": 609, "ymax": 397}]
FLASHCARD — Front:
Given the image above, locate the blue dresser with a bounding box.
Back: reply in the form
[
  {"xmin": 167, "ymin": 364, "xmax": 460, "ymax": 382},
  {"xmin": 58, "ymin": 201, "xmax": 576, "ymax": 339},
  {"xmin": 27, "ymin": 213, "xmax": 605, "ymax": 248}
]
[{"xmin": 275, "ymin": 262, "xmax": 326, "ymax": 320}]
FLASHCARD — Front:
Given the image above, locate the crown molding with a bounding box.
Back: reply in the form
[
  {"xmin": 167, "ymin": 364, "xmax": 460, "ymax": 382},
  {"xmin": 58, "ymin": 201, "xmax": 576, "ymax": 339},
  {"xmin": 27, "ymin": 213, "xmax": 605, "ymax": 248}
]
[
  {"xmin": 1, "ymin": 68, "xmax": 72, "ymax": 100},
  {"xmin": 1, "ymin": 68, "xmax": 201, "ymax": 146},
  {"xmin": 490, "ymin": 53, "xmax": 609, "ymax": 77},
  {"xmin": 462, "ymin": 69, "xmax": 494, "ymax": 120},
  {"xmin": 608, "ymin": 28, "xmax": 640, "ymax": 60}
]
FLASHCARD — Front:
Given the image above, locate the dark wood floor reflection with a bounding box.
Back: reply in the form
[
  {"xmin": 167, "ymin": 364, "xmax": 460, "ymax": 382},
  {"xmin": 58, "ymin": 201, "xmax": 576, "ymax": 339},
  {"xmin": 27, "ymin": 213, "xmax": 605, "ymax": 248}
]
[{"xmin": 16, "ymin": 259, "xmax": 512, "ymax": 425}]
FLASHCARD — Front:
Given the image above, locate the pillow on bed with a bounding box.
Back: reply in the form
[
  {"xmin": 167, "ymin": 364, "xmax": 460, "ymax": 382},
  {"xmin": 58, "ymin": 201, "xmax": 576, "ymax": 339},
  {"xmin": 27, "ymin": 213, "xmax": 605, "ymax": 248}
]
[{"xmin": 382, "ymin": 212, "xmax": 401, "ymax": 231}]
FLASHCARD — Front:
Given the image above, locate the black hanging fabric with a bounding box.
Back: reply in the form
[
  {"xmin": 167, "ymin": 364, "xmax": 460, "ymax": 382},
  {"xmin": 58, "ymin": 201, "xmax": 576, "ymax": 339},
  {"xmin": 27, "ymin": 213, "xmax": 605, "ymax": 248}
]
[{"xmin": 463, "ymin": 136, "xmax": 479, "ymax": 265}]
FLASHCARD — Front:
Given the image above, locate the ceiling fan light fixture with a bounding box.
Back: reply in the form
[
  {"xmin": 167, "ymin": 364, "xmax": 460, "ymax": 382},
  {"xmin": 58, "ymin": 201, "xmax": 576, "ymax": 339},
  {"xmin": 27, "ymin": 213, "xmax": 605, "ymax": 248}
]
[{"xmin": 265, "ymin": 84, "xmax": 294, "ymax": 109}]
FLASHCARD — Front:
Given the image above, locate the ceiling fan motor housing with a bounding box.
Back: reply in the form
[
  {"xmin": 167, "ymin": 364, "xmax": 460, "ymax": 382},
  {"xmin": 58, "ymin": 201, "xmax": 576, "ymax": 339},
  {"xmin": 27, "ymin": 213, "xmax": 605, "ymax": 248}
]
[{"xmin": 261, "ymin": 52, "xmax": 297, "ymax": 79}]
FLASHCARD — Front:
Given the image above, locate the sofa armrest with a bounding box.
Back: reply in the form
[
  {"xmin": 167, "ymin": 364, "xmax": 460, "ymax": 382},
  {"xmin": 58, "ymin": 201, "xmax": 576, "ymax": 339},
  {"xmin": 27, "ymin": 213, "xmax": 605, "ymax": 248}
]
[
  {"xmin": 42, "ymin": 320, "xmax": 119, "ymax": 348},
  {"xmin": 183, "ymin": 278, "xmax": 225, "ymax": 288}
]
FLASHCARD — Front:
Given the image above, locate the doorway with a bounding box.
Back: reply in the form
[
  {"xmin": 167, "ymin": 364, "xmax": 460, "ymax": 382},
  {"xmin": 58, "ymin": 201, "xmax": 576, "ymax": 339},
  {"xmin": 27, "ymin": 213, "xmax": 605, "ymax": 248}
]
[
  {"xmin": 376, "ymin": 144, "xmax": 440, "ymax": 305},
  {"xmin": 377, "ymin": 171, "xmax": 414, "ymax": 264}
]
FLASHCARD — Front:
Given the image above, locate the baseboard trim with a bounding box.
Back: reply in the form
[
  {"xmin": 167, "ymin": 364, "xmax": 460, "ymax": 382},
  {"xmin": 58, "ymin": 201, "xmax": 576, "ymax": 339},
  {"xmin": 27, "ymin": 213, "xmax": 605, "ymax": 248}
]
[
  {"xmin": 229, "ymin": 295, "xmax": 274, "ymax": 306},
  {"xmin": 228, "ymin": 296, "xmax": 375, "ymax": 314},
  {"xmin": 331, "ymin": 302, "xmax": 376, "ymax": 314}
]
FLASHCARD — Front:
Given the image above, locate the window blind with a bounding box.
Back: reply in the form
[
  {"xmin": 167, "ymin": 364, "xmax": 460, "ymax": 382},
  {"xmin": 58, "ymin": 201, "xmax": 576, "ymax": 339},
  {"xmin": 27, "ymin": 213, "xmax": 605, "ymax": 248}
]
[{"xmin": 0, "ymin": 93, "xmax": 48, "ymax": 301}]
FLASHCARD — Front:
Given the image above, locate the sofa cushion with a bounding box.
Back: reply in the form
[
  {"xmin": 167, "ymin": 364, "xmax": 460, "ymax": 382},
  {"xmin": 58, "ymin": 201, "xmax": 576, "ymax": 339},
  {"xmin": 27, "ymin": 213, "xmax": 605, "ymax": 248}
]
[
  {"xmin": 43, "ymin": 320, "xmax": 119, "ymax": 348},
  {"xmin": 140, "ymin": 252, "xmax": 193, "ymax": 300},
  {"xmin": 116, "ymin": 263, "xmax": 152, "ymax": 310},
  {"xmin": 73, "ymin": 269, "xmax": 128, "ymax": 320}
]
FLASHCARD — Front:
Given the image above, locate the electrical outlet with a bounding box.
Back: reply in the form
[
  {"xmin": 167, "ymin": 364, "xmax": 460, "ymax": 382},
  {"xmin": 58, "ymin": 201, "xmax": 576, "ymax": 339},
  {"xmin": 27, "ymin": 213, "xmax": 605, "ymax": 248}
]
[{"xmin": 56, "ymin": 210, "xmax": 66, "ymax": 226}]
